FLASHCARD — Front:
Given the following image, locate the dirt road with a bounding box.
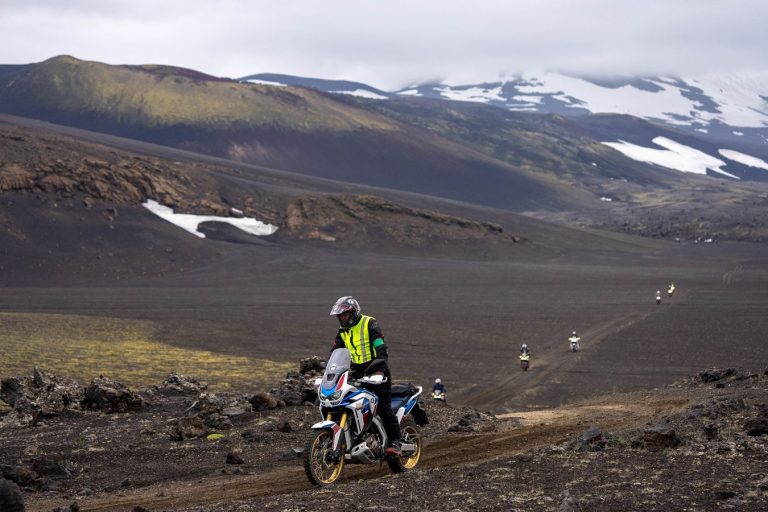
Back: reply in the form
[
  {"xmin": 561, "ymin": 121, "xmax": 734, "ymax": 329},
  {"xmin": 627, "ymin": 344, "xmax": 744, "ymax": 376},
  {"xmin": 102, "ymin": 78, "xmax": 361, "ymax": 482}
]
[{"xmin": 24, "ymin": 392, "xmax": 693, "ymax": 512}]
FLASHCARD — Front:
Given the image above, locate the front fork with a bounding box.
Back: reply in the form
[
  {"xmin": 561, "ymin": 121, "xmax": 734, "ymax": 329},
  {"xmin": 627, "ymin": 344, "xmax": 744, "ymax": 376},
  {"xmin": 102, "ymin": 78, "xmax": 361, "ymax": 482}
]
[{"xmin": 327, "ymin": 412, "xmax": 348, "ymax": 462}]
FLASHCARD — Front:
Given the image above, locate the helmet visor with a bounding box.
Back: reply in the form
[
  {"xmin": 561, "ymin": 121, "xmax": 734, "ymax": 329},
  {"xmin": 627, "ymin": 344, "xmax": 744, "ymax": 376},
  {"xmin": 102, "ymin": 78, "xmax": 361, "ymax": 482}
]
[{"xmin": 330, "ymin": 303, "xmax": 353, "ymax": 316}]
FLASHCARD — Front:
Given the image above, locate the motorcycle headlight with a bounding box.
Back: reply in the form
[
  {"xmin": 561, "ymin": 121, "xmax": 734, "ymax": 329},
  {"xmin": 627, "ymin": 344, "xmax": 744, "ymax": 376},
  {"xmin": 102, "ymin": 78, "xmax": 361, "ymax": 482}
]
[{"xmin": 322, "ymin": 388, "xmax": 342, "ymax": 402}]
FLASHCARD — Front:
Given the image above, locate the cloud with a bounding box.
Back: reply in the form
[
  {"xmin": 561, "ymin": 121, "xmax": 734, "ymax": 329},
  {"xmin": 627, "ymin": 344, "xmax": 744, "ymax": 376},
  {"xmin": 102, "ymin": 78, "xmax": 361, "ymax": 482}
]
[{"xmin": 2, "ymin": 0, "xmax": 767, "ymax": 89}]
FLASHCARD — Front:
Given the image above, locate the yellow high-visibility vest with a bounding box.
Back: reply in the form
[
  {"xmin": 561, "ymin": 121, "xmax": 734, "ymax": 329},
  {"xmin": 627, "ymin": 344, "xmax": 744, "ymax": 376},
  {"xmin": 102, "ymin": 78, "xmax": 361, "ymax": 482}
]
[{"xmin": 340, "ymin": 315, "xmax": 375, "ymax": 364}]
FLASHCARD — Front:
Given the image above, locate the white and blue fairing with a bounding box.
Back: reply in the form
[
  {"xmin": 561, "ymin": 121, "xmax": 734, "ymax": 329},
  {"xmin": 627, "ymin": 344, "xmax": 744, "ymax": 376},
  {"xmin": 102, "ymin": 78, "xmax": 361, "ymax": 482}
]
[{"xmin": 320, "ymin": 348, "xmax": 351, "ymax": 398}]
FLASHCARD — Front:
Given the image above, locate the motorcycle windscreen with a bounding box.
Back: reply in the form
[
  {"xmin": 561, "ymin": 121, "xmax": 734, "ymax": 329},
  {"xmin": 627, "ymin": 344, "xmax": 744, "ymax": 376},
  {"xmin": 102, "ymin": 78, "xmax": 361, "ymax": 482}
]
[{"xmin": 323, "ymin": 348, "xmax": 351, "ymax": 389}]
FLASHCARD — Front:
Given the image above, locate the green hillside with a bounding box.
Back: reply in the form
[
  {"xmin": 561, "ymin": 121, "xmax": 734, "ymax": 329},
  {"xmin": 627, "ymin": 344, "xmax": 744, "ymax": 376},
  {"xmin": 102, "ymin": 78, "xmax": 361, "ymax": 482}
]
[{"xmin": 0, "ymin": 55, "xmax": 398, "ymax": 132}]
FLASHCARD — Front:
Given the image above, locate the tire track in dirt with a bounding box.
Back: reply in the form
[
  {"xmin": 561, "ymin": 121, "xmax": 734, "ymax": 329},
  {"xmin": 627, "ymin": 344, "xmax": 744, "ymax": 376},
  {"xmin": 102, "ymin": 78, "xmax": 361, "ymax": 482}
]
[
  {"xmin": 456, "ymin": 310, "xmax": 656, "ymax": 411},
  {"xmin": 722, "ymin": 262, "xmax": 743, "ymax": 285}
]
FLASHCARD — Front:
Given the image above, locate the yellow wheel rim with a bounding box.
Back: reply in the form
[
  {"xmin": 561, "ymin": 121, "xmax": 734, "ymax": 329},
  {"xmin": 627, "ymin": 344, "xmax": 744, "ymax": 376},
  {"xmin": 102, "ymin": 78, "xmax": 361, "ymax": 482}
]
[
  {"xmin": 310, "ymin": 431, "xmax": 344, "ymax": 484},
  {"xmin": 400, "ymin": 425, "xmax": 422, "ymax": 469}
]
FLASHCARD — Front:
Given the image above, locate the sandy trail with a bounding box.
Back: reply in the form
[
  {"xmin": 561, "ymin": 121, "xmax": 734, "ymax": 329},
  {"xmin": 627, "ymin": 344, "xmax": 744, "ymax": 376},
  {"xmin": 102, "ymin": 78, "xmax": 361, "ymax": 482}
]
[{"xmin": 457, "ymin": 310, "xmax": 655, "ymax": 411}]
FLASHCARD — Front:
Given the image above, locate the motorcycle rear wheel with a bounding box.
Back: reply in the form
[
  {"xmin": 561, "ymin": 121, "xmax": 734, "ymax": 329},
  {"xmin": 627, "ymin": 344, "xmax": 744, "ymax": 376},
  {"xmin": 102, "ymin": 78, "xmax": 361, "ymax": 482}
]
[
  {"xmin": 304, "ymin": 429, "xmax": 344, "ymax": 486},
  {"xmin": 387, "ymin": 417, "xmax": 423, "ymax": 473}
]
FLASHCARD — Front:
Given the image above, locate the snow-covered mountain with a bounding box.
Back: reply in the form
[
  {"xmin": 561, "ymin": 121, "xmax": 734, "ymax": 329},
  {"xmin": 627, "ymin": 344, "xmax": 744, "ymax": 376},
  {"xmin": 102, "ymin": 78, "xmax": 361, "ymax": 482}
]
[
  {"xmin": 241, "ymin": 71, "xmax": 768, "ymax": 181},
  {"xmin": 242, "ymin": 71, "xmax": 768, "ymax": 142}
]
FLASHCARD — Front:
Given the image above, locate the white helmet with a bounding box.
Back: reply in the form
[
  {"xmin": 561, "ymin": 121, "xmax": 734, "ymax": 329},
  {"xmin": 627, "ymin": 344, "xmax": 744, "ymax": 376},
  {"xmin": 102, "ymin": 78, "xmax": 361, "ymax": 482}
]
[
  {"xmin": 572, "ymin": 331, "xmax": 577, "ymax": 336},
  {"xmin": 435, "ymin": 378, "xmax": 441, "ymax": 384},
  {"xmin": 521, "ymin": 344, "xmax": 528, "ymax": 349}
]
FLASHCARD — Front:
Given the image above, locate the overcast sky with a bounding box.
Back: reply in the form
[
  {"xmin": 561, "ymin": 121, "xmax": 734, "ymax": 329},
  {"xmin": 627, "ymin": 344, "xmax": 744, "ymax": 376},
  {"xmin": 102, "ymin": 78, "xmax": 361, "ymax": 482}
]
[{"xmin": 2, "ymin": 0, "xmax": 767, "ymax": 90}]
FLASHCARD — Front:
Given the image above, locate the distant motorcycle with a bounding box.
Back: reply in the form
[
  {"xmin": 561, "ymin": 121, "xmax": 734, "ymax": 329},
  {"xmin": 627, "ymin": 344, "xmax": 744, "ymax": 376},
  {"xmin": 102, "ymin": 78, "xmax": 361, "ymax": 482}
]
[
  {"xmin": 656, "ymin": 292, "xmax": 662, "ymax": 305},
  {"xmin": 667, "ymin": 285, "xmax": 675, "ymax": 297},
  {"xmin": 305, "ymin": 348, "xmax": 428, "ymax": 486},
  {"xmin": 569, "ymin": 336, "xmax": 580, "ymax": 352},
  {"xmin": 519, "ymin": 353, "xmax": 530, "ymax": 371},
  {"xmin": 431, "ymin": 389, "xmax": 447, "ymax": 402}
]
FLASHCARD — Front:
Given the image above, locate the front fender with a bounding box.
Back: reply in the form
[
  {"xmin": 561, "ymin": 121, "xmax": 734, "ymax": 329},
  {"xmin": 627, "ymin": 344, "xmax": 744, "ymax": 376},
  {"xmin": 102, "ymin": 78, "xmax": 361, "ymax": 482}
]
[{"xmin": 310, "ymin": 420, "xmax": 337, "ymax": 430}]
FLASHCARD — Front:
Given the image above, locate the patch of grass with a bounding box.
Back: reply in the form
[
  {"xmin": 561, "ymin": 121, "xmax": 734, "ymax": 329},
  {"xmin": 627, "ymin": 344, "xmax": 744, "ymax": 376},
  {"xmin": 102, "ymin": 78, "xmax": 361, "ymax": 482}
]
[{"xmin": 0, "ymin": 312, "xmax": 292, "ymax": 391}]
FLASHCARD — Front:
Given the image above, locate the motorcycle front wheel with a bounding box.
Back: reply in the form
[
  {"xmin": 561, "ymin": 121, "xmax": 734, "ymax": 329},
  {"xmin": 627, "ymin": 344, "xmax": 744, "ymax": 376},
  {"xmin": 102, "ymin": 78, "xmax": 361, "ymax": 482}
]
[
  {"xmin": 304, "ymin": 429, "xmax": 344, "ymax": 486},
  {"xmin": 387, "ymin": 417, "xmax": 423, "ymax": 474}
]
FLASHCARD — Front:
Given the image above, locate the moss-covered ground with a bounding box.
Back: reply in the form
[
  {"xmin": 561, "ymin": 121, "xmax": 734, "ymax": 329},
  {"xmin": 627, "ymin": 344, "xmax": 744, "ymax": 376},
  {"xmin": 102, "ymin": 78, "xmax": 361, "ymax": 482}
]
[{"xmin": 0, "ymin": 312, "xmax": 292, "ymax": 390}]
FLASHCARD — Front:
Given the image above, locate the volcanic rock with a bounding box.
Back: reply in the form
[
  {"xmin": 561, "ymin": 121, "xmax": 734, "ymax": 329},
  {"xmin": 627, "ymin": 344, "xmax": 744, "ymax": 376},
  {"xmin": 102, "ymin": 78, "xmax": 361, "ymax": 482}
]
[
  {"xmin": 169, "ymin": 416, "xmax": 208, "ymax": 441},
  {"xmin": 0, "ymin": 477, "xmax": 25, "ymax": 512},
  {"xmin": 81, "ymin": 376, "xmax": 145, "ymax": 413},
  {"xmin": 226, "ymin": 450, "xmax": 245, "ymax": 465},
  {"xmin": 158, "ymin": 373, "xmax": 207, "ymax": 394},
  {"xmin": 249, "ymin": 392, "xmax": 282, "ymax": 411},
  {"xmin": 566, "ymin": 426, "xmax": 606, "ymax": 451},
  {"xmin": 0, "ymin": 465, "xmax": 41, "ymax": 489},
  {"xmin": 0, "ymin": 367, "xmax": 84, "ymax": 425},
  {"xmin": 699, "ymin": 368, "xmax": 737, "ymax": 383},
  {"xmin": 642, "ymin": 424, "xmax": 682, "ymax": 450},
  {"xmin": 30, "ymin": 456, "xmax": 71, "ymax": 479}
]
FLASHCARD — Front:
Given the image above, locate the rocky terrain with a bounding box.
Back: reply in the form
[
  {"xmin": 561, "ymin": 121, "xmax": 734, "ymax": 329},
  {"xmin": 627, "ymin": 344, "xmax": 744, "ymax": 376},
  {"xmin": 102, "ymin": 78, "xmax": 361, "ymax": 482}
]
[
  {"xmin": 0, "ymin": 118, "xmax": 528, "ymax": 287},
  {"xmin": 1, "ymin": 363, "xmax": 766, "ymax": 512}
]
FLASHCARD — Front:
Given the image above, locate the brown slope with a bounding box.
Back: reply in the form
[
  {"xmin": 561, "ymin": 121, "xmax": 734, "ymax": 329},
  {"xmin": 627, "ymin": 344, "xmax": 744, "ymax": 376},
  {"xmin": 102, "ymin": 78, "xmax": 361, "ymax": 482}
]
[{"xmin": 0, "ymin": 56, "xmax": 589, "ymax": 212}]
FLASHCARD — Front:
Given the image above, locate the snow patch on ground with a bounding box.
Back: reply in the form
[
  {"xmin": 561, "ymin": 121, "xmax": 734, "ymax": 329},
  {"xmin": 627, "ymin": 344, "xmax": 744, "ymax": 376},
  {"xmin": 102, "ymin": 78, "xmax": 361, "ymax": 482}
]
[
  {"xmin": 602, "ymin": 137, "xmax": 740, "ymax": 179},
  {"xmin": 331, "ymin": 89, "xmax": 388, "ymax": 100},
  {"xmin": 516, "ymin": 73, "xmax": 700, "ymax": 125},
  {"xmin": 142, "ymin": 200, "xmax": 278, "ymax": 238},
  {"xmin": 719, "ymin": 149, "xmax": 768, "ymax": 170},
  {"xmin": 438, "ymin": 85, "xmax": 504, "ymax": 103},
  {"xmin": 433, "ymin": 71, "xmax": 768, "ymax": 128},
  {"xmin": 245, "ymin": 79, "xmax": 286, "ymax": 87}
]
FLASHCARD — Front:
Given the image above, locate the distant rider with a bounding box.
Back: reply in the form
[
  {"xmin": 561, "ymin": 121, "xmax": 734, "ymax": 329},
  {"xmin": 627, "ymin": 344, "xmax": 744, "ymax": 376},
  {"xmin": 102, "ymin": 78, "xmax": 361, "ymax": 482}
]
[
  {"xmin": 656, "ymin": 290, "xmax": 662, "ymax": 304},
  {"xmin": 568, "ymin": 331, "xmax": 580, "ymax": 351},
  {"xmin": 329, "ymin": 296, "xmax": 401, "ymax": 457},
  {"xmin": 667, "ymin": 282, "xmax": 676, "ymax": 296},
  {"xmin": 520, "ymin": 343, "xmax": 530, "ymax": 356},
  {"xmin": 432, "ymin": 378, "xmax": 445, "ymax": 394}
]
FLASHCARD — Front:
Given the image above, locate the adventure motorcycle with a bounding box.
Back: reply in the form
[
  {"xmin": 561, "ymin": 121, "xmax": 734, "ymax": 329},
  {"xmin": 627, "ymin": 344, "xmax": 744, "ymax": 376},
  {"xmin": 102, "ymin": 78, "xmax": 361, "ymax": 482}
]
[
  {"xmin": 431, "ymin": 389, "xmax": 447, "ymax": 402},
  {"xmin": 304, "ymin": 348, "xmax": 428, "ymax": 486},
  {"xmin": 667, "ymin": 285, "xmax": 675, "ymax": 297},
  {"xmin": 656, "ymin": 293, "xmax": 662, "ymax": 305},
  {"xmin": 519, "ymin": 353, "xmax": 530, "ymax": 371}
]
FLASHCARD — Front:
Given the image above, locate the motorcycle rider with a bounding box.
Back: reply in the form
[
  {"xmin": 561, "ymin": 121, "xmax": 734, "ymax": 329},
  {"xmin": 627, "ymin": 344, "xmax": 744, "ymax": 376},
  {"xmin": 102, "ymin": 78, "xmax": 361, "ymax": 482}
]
[
  {"xmin": 568, "ymin": 331, "xmax": 580, "ymax": 351},
  {"xmin": 329, "ymin": 296, "xmax": 402, "ymax": 457},
  {"xmin": 432, "ymin": 378, "xmax": 445, "ymax": 394},
  {"xmin": 656, "ymin": 290, "xmax": 662, "ymax": 304},
  {"xmin": 520, "ymin": 343, "xmax": 530, "ymax": 356}
]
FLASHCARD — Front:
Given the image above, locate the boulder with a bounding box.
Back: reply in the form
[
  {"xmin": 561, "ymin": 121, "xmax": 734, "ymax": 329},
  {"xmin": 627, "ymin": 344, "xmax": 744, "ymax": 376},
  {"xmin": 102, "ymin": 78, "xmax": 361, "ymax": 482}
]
[
  {"xmin": 643, "ymin": 425, "xmax": 682, "ymax": 450},
  {"xmin": 0, "ymin": 478, "xmax": 25, "ymax": 512},
  {"xmin": 448, "ymin": 411, "xmax": 483, "ymax": 432},
  {"xmin": 158, "ymin": 373, "xmax": 207, "ymax": 394},
  {"xmin": 275, "ymin": 419, "xmax": 293, "ymax": 433},
  {"xmin": 744, "ymin": 414, "xmax": 768, "ymax": 436},
  {"xmin": 190, "ymin": 393, "xmax": 226, "ymax": 417},
  {"xmin": 226, "ymin": 450, "xmax": 245, "ymax": 465},
  {"xmin": 30, "ymin": 456, "xmax": 72, "ymax": 479},
  {"xmin": 699, "ymin": 368, "xmax": 737, "ymax": 383},
  {"xmin": 567, "ymin": 426, "xmax": 605, "ymax": 451},
  {"xmin": 82, "ymin": 377, "xmax": 144, "ymax": 413},
  {"xmin": 275, "ymin": 378, "xmax": 305, "ymax": 406},
  {"xmin": 169, "ymin": 416, "xmax": 208, "ymax": 441},
  {"xmin": 0, "ymin": 465, "xmax": 41, "ymax": 489},
  {"xmin": 0, "ymin": 368, "xmax": 84, "ymax": 425},
  {"xmin": 299, "ymin": 356, "xmax": 325, "ymax": 376},
  {"xmin": 249, "ymin": 392, "xmax": 282, "ymax": 411}
]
